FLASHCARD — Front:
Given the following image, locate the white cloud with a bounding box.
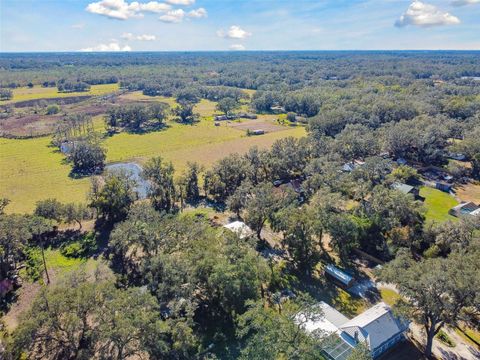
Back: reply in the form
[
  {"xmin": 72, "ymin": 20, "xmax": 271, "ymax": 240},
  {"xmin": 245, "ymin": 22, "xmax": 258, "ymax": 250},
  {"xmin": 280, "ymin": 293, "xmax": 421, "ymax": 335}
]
[
  {"xmin": 451, "ymin": 0, "xmax": 480, "ymax": 5},
  {"xmin": 136, "ymin": 34, "xmax": 156, "ymax": 41},
  {"xmin": 217, "ymin": 25, "xmax": 252, "ymax": 39},
  {"xmin": 121, "ymin": 32, "xmax": 156, "ymax": 40},
  {"xmin": 80, "ymin": 41, "xmax": 132, "ymax": 52},
  {"xmin": 159, "ymin": 9, "xmax": 185, "ymax": 23},
  {"xmin": 229, "ymin": 44, "xmax": 245, "ymax": 51},
  {"xmin": 71, "ymin": 23, "xmax": 85, "ymax": 29},
  {"xmin": 395, "ymin": 1, "xmax": 460, "ymax": 27},
  {"xmin": 165, "ymin": 0, "xmax": 195, "ymax": 4},
  {"xmin": 86, "ymin": 0, "xmax": 171, "ymax": 20},
  {"xmin": 188, "ymin": 8, "xmax": 207, "ymax": 18}
]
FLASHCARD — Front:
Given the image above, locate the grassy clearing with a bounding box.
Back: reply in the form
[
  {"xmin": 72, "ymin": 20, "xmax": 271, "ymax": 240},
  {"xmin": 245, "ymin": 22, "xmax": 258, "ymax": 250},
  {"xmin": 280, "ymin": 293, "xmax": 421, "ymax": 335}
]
[
  {"xmin": 44, "ymin": 248, "xmax": 86, "ymax": 270},
  {"xmin": 420, "ymin": 186, "xmax": 458, "ymax": 224},
  {"xmin": 0, "ymin": 137, "xmax": 91, "ymax": 213},
  {"xmin": 1, "ymin": 109, "xmax": 305, "ymax": 213},
  {"xmin": 331, "ymin": 289, "xmax": 368, "ymax": 317},
  {"xmin": 4, "ymin": 83, "xmax": 119, "ymax": 103},
  {"xmin": 380, "ymin": 287, "xmax": 402, "ymax": 306},
  {"xmin": 105, "ymin": 117, "xmax": 305, "ymax": 174}
]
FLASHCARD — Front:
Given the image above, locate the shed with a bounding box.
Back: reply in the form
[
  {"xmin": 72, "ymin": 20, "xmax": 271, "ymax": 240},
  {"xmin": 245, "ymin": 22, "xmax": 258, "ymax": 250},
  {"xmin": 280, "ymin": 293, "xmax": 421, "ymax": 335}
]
[
  {"xmin": 325, "ymin": 264, "xmax": 355, "ymax": 288},
  {"xmin": 435, "ymin": 182, "xmax": 452, "ymax": 193},
  {"xmin": 270, "ymin": 105, "xmax": 286, "ymax": 114},
  {"xmin": 251, "ymin": 129, "xmax": 265, "ymax": 135},
  {"xmin": 392, "ymin": 182, "xmax": 419, "ymax": 197}
]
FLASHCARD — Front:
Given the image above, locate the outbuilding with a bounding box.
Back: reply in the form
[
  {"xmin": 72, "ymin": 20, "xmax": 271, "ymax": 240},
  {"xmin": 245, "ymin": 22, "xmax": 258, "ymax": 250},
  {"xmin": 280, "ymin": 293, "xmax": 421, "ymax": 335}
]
[
  {"xmin": 223, "ymin": 221, "xmax": 254, "ymax": 239},
  {"xmin": 392, "ymin": 182, "xmax": 419, "ymax": 197},
  {"xmin": 325, "ymin": 264, "xmax": 355, "ymax": 288},
  {"xmin": 449, "ymin": 202, "xmax": 480, "ymax": 217}
]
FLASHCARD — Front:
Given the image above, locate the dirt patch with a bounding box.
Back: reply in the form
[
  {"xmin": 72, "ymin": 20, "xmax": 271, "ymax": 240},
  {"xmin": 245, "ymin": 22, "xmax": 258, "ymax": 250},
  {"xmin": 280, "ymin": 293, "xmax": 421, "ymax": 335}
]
[
  {"xmin": 227, "ymin": 118, "xmax": 291, "ymax": 133},
  {"xmin": 0, "ymin": 114, "xmax": 61, "ymax": 137},
  {"xmin": 3, "ymin": 280, "xmax": 41, "ymax": 331},
  {"xmin": 455, "ymin": 181, "xmax": 480, "ymax": 204}
]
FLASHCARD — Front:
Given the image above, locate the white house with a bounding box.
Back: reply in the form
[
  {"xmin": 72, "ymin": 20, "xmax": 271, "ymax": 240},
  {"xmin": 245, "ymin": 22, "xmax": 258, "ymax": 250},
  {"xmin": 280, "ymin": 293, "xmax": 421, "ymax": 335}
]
[{"xmin": 299, "ymin": 302, "xmax": 409, "ymax": 359}]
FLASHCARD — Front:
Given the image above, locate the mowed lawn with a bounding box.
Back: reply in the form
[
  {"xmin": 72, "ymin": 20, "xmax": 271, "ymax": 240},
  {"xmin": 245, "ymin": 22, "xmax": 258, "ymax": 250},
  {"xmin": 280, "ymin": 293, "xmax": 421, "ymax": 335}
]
[
  {"xmin": 1, "ymin": 114, "xmax": 305, "ymax": 213},
  {"xmin": 420, "ymin": 186, "xmax": 458, "ymax": 223},
  {"xmin": 3, "ymin": 83, "xmax": 119, "ymax": 103}
]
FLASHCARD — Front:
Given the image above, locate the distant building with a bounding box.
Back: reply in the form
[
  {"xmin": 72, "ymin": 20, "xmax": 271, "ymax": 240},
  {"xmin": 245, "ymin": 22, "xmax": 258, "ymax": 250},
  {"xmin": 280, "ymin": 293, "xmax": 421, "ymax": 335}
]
[
  {"xmin": 298, "ymin": 302, "xmax": 409, "ymax": 359},
  {"xmin": 251, "ymin": 129, "xmax": 265, "ymax": 135},
  {"xmin": 449, "ymin": 202, "xmax": 480, "ymax": 217},
  {"xmin": 270, "ymin": 105, "xmax": 286, "ymax": 114},
  {"xmin": 223, "ymin": 221, "xmax": 253, "ymax": 239}
]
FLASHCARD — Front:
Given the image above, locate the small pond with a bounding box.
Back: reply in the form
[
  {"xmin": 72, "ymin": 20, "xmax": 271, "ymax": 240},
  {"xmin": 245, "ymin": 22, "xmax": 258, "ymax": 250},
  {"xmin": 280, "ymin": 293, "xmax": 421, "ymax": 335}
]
[{"xmin": 105, "ymin": 162, "xmax": 150, "ymax": 199}]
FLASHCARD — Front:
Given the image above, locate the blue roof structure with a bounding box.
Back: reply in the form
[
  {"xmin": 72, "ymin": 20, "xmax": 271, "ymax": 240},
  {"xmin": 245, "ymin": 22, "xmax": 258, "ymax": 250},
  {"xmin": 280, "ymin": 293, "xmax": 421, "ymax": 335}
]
[{"xmin": 325, "ymin": 264, "xmax": 354, "ymax": 287}]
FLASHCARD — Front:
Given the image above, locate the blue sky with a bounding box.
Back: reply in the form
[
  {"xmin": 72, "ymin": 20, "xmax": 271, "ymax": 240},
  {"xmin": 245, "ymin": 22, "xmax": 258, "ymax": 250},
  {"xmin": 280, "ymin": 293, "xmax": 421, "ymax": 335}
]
[{"xmin": 1, "ymin": 0, "xmax": 479, "ymax": 52}]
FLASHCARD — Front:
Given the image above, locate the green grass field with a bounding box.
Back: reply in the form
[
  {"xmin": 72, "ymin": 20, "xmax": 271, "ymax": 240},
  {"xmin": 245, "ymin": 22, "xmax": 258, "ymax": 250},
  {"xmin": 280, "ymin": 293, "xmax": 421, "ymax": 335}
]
[
  {"xmin": 4, "ymin": 83, "xmax": 119, "ymax": 103},
  {"xmin": 420, "ymin": 186, "xmax": 458, "ymax": 224},
  {"xmin": 0, "ymin": 105, "xmax": 305, "ymax": 213},
  {"xmin": 379, "ymin": 287, "xmax": 402, "ymax": 306}
]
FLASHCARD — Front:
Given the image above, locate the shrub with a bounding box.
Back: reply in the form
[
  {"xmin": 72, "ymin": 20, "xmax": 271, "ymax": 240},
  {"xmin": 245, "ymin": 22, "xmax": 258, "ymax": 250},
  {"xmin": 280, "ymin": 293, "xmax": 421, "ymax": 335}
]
[
  {"xmin": 436, "ymin": 330, "xmax": 456, "ymax": 347},
  {"xmin": 46, "ymin": 104, "xmax": 60, "ymax": 115},
  {"xmin": 287, "ymin": 112, "xmax": 297, "ymax": 122},
  {"xmin": 23, "ymin": 248, "xmax": 43, "ymax": 281},
  {"xmin": 61, "ymin": 232, "xmax": 97, "ymax": 258}
]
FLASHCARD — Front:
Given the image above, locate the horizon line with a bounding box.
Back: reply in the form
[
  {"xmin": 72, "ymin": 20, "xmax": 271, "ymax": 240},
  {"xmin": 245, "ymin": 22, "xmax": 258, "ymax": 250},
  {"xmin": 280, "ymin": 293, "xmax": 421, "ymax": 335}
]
[{"xmin": 1, "ymin": 49, "xmax": 480, "ymax": 54}]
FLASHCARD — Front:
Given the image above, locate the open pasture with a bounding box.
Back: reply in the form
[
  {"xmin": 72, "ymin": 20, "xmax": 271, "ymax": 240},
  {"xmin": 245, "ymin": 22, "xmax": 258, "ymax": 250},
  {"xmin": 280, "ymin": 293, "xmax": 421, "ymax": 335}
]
[
  {"xmin": 3, "ymin": 83, "xmax": 119, "ymax": 104},
  {"xmin": 0, "ymin": 113, "xmax": 305, "ymax": 213},
  {"xmin": 226, "ymin": 115, "xmax": 295, "ymax": 133}
]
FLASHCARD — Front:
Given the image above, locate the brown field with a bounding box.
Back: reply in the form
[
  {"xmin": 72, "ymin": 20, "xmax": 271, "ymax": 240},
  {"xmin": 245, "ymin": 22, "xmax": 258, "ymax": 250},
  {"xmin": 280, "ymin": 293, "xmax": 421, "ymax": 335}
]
[
  {"xmin": 454, "ymin": 181, "xmax": 480, "ymax": 203},
  {"xmin": 226, "ymin": 116, "xmax": 292, "ymax": 133},
  {"xmin": 0, "ymin": 114, "xmax": 60, "ymax": 137}
]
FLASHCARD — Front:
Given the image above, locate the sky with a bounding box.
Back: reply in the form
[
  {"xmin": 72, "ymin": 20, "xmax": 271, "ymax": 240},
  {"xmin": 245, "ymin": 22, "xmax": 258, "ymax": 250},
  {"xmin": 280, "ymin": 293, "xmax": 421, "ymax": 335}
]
[{"xmin": 0, "ymin": 0, "xmax": 479, "ymax": 52}]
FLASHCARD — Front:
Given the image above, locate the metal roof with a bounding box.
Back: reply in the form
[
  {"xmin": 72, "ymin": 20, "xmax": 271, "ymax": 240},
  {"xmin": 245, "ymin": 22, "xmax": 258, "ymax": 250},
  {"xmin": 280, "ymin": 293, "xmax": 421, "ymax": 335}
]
[
  {"xmin": 223, "ymin": 221, "xmax": 253, "ymax": 239},
  {"xmin": 325, "ymin": 264, "xmax": 354, "ymax": 286},
  {"xmin": 392, "ymin": 182, "xmax": 414, "ymax": 194},
  {"xmin": 339, "ymin": 302, "xmax": 408, "ymax": 351}
]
